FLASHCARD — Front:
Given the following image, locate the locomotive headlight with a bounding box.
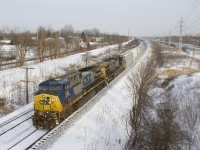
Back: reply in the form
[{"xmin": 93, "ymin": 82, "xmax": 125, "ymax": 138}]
[
  {"xmin": 52, "ymin": 98, "xmax": 58, "ymax": 102},
  {"xmin": 42, "ymin": 95, "xmax": 45, "ymax": 98}
]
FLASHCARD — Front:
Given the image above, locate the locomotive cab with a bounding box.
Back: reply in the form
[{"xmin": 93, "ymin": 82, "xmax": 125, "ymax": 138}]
[{"xmin": 33, "ymin": 73, "xmax": 82, "ymax": 129}]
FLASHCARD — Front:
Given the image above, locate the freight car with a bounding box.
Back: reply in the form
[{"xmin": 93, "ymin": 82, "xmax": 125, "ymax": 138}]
[
  {"xmin": 32, "ymin": 42, "xmax": 146, "ymax": 129},
  {"xmin": 119, "ymin": 43, "xmax": 146, "ymax": 69}
]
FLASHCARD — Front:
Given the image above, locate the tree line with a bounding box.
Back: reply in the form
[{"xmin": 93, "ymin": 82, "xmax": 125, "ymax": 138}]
[
  {"xmin": 125, "ymin": 43, "xmax": 192, "ymax": 149},
  {"xmin": 0, "ymin": 25, "xmax": 128, "ymax": 66}
]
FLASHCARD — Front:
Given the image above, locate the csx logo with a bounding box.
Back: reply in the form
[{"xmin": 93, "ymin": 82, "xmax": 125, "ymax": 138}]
[
  {"xmin": 83, "ymin": 74, "xmax": 91, "ymax": 85},
  {"xmin": 40, "ymin": 99, "xmax": 50, "ymax": 105}
]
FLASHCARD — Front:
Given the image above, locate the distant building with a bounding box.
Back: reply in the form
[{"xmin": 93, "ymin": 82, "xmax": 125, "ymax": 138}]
[
  {"xmin": 184, "ymin": 44, "xmax": 200, "ymax": 55},
  {"xmin": 0, "ymin": 40, "xmax": 11, "ymax": 45}
]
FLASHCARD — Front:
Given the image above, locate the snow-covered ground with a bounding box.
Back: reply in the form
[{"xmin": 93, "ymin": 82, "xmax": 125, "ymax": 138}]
[
  {"xmin": 0, "ymin": 42, "xmax": 200, "ymax": 150},
  {"xmin": 149, "ymin": 46, "xmax": 200, "ymax": 149},
  {"xmin": 0, "ymin": 42, "xmax": 129, "ymax": 114},
  {"xmin": 149, "ymin": 73, "xmax": 200, "ymax": 149},
  {"xmin": 0, "ymin": 40, "xmax": 148, "ymax": 149},
  {"xmin": 172, "ymin": 73, "xmax": 200, "ymax": 148},
  {"xmin": 31, "ymin": 43, "xmax": 151, "ymax": 150},
  {"xmin": 0, "ymin": 41, "xmax": 149, "ymax": 150}
]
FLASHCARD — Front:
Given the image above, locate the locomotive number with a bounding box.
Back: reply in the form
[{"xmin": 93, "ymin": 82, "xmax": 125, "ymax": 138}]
[{"xmin": 39, "ymin": 99, "xmax": 50, "ymax": 105}]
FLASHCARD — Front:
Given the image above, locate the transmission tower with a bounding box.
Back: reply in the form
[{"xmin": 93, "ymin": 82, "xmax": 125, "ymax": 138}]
[
  {"xmin": 168, "ymin": 30, "xmax": 171, "ymax": 45},
  {"xmin": 128, "ymin": 28, "xmax": 130, "ymax": 39},
  {"xmin": 179, "ymin": 17, "xmax": 183, "ymax": 50}
]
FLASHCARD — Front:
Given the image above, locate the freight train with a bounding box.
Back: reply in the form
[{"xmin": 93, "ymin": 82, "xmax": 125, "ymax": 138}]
[{"xmin": 32, "ymin": 42, "xmax": 147, "ymax": 129}]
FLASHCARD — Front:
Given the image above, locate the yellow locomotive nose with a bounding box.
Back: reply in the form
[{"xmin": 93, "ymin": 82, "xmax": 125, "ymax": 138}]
[{"xmin": 34, "ymin": 94, "xmax": 63, "ymax": 112}]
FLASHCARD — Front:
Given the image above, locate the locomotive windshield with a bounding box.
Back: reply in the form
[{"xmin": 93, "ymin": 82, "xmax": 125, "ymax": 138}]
[
  {"xmin": 39, "ymin": 85, "xmax": 62, "ymax": 91},
  {"xmin": 49, "ymin": 86, "xmax": 62, "ymax": 90},
  {"xmin": 39, "ymin": 86, "xmax": 48, "ymax": 91}
]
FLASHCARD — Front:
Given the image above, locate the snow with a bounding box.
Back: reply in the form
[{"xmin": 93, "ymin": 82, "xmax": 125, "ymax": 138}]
[
  {"xmin": 48, "ymin": 82, "xmax": 131, "ymax": 150},
  {"xmin": 0, "ymin": 41, "xmax": 199, "ymax": 149},
  {"xmin": 0, "ymin": 102, "xmax": 32, "ymax": 125},
  {"xmin": 0, "ymin": 40, "xmax": 149, "ymax": 150},
  {"xmin": 0, "ymin": 43, "xmax": 127, "ymax": 112},
  {"xmin": 42, "ymin": 44, "xmax": 151, "ymax": 150},
  {"xmin": 149, "ymin": 50, "xmax": 200, "ymax": 149},
  {"xmin": 0, "ymin": 40, "xmax": 11, "ymax": 44},
  {"xmin": 1, "ymin": 45, "xmax": 15, "ymax": 51},
  {"xmin": 171, "ymin": 73, "xmax": 200, "ymax": 149}
]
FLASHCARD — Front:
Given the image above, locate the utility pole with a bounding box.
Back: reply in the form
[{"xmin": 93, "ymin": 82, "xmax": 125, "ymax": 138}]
[
  {"xmin": 179, "ymin": 17, "xmax": 183, "ymax": 50},
  {"xmin": 40, "ymin": 29, "xmax": 43, "ymax": 61},
  {"xmin": 168, "ymin": 30, "xmax": 171, "ymax": 45},
  {"xmin": 21, "ymin": 67, "xmax": 34, "ymax": 104},
  {"xmin": 128, "ymin": 28, "xmax": 130, "ymax": 40},
  {"xmin": 159, "ymin": 34, "xmax": 161, "ymax": 43}
]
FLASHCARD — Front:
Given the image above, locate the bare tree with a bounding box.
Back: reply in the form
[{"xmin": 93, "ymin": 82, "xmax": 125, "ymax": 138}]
[
  {"xmin": 125, "ymin": 61, "xmax": 156, "ymax": 149},
  {"xmin": 0, "ymin": 34, "xmax": 3, "ymax": 40},
  {"xmin": 60, "ymin": 24, "xmax": 74, "ymax": 49},
  {"xmin": 0, "ymin": 97, "xmax": 14, "ymax": 116},
  {"xmin": 45, "ymin": 38, "xmax": 54, "ymax": 60},
  {"xmin": 93, "ymin": 28, "xmax": 100, "ymax": 38},
  {"xmin": 0, "ymin": 47, "xmax": 3, "ymax": 69},
  {"xmin": 53, "ymin": 31, "xmax": 60, "ymax": 58},
  {"xmin": 11, "ymin": 27, "xmax": 33, "ymax": 66},
  {"xmin": 125, "ymin": 60, "xmax": 191, "ymax": 149},
  {"xmin": 134, "ymin": 94, "xmax": 191, "ymax": 150},
  {"xmin": 118, "ymin": 43, "xmax": 122, "ymax": 53},
  {"xmin": 36, "ymin": 26, "xmax": 49, "ymax": 62},
  {"xmin": 82, "ymin": 51, "xmax": 92, "ymax": 67},
  {"xmin": 151, "ymin": 42, "xmax": 163, "ymax": 67}
]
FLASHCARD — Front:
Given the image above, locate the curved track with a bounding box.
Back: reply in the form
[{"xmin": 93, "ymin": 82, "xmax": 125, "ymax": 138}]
[
  {"xmin": 0, "ymin": 109, "xmax": 33, "ymax": 136},
  {"xmin": 29, "ymin": 46, "xmax": 148, "ymax": 150},
  {"xmin": 0, "ymin": 43, "xmax": 147, "ymax": 150},
  {"xmin": 0, "ymin": 108, "xmax": 33, "ymax": 128},
  {"xmin": 0, "ymin": 108, "xmax": 49, "ymax": 150}
]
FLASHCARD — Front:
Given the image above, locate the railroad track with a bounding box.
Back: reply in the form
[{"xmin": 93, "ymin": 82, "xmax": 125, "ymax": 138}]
[
  {"xmin": 0, "ymin": 117, "xmax": 49, "ymax": 150},
  {"xmin": 0, "ymin": 109, "xmax": 33, "ymax": 136},
  {"xmin": 0, "ymin": 44, "xmax": 147, "ymax": 150},
  {"xmin": 0, "ymin": 108, "xmax": 49, "ymax": 150},
  {"xmin": 8, "ymin": 129, "xmax": 50, "ymax": 150},
  {"xmin": 0, "ymin": 89, "xmax": 106, "ymax": 150},
  {"xmin": 8, "ymin": 129, "xmax": 39, "ymax": 149},
  {"xmin": 28, "ymin": 47, "xmax": 148, "ymax": 150},
  {"xmin": 0, "ymin": 108, "xmax": 33, "ymax": 128}
]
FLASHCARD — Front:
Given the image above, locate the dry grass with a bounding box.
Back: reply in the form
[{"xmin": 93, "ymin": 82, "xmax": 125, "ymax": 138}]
[
  {"xmin": 158, "ymin": 67, "xmax": 197, "ymax": 79},
  {"xmin": 158, "ymin": 43, "xmax": 181, "ymax": 52}
]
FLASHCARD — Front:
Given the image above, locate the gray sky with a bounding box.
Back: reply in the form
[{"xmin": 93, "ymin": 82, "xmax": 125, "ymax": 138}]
[{"xmin": 0, "ymin": 0, "xmax": 200, "ymax": 36}]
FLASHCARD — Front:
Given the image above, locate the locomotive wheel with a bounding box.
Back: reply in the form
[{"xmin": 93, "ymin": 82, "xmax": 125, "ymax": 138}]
[
  {"xmin": 59, "ymin": 117, "xmax": 65, "ymax": 122},
  {"xmin": 50, "ymin": 120, "xmax": 56, "ymax": 129},
  {"xmin": 47, "ymin": 118, "xmax": 56, "ymax": 129},
  {"xmin": 73, "ymin": 102, "xmax": 80, "ymax": 111},
  {"xmin": 64, "ymin": 103, "xmax": 79, "ymax": 119},
  {"xmin": 95, "ymin": 87, "xmax": 100, "ymax": 93},
  {"xmin": 65, "ymin": 107, "xmax": 73, "ymax": 117}
]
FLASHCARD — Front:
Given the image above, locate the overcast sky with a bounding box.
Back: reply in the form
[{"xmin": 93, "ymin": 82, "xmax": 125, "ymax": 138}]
[{"xmin": 0, "ymin": 0, "xmax": 200, "ymax": 36}]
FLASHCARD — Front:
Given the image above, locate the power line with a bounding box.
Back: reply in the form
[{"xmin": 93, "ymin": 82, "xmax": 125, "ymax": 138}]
[
  {"xmin": 187, "ymin": 11, "xmax": 200, "ymax": 23},
  {"xmin": 186, "ymin": 14, "xmax": 200, "ymax": 29},
  {"xmin": 184, "ymin": 0, "xmax": 198, "ymax": 19},
  {"xmin": 172, "ymin": 1, "xmax": 200, "ymax": 36},
  {"xmin": 184, "ymin": 0, "xmax": 200, "ymax": 21}
]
